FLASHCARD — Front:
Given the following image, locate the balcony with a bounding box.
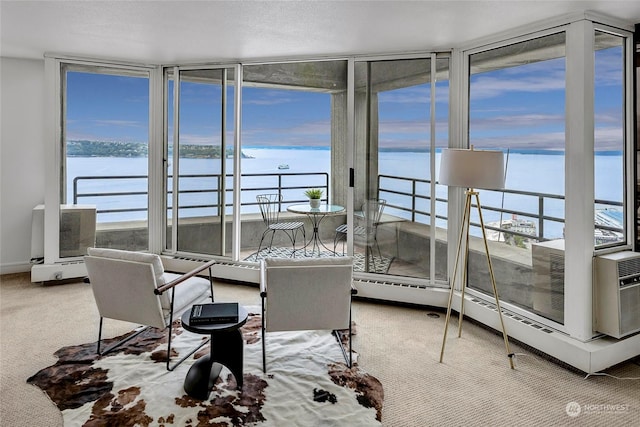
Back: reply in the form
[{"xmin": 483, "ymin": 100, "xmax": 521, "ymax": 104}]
[{"xmin": 72, "ymin": 171, "xmax": 624, "ymax": 287}]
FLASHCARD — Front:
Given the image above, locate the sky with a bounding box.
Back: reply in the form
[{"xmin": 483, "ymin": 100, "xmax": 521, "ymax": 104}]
[{"xmin": 65, "ymin": 45, "xmax": 624, "ymax": 152}]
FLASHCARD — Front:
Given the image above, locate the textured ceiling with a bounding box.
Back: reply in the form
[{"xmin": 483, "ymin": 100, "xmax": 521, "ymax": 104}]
[{"xmin": 1, "ymin": 1, "xmax": 639, "ymax": 64}]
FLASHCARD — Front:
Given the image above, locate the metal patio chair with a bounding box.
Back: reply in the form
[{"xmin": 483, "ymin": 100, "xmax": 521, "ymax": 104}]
[
  {"xmin": 334, "ymin": 199, "xmax": 386, "ymax": 268},
  {"xmin": 256, "ymin": 194, "xmax": 306, "ymax": 258}
]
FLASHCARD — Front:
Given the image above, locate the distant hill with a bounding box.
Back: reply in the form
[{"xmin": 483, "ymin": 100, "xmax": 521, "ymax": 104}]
[{"xmin": 66, "ymin": 140, "xmax": 253, "ymax": 159}]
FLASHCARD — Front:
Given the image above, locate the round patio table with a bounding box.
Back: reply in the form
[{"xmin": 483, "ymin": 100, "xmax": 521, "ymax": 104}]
[{"xmin": 286, "ymin": 204, "xmax": 345, "ymax": 255}]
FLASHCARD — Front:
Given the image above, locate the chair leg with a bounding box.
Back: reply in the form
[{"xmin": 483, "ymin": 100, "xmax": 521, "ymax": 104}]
[
  {"xmin": 301, "ymin": 227, "xmax": 307, "ymax": 256},
  {"xmin": 367, "ymin": 244, "xmax": 377, "ymax": 271},
  {"xmin": 334, "ymin": 302, "xmax": 354, "ymax": 368},
  {"xmin": 97, "ymin": 317, "xmax": 103, "ymax": 354},
  {"xmin": 257, "ymin": 229, "xmax": 275, "ymax": 259},
  {"xmin": 374, "ymin": 236, "xmax": 383, "ymax": 261},
  {"xmin": 289, "ymin": 230, "xmax": 297, "ymax": 258},
  {"xmin": 96, "ymin": 316, "xmax": 208, "ymax": 371},
  {"xmin": 349, "ymin": 320, "xmax": 353, "ymax": 368},
  {"xmin": 166, "ymin": 322, "xmax": 210, "ymax": 372},
  {"xmin": 283, "ymin": 228, "xmax": 303, "ymax": 258},
  {"xmin": 348, "ymin": 301, "xmax": 353, "ymax": 368},
  {"xmin": 267, "ymin": 230, "xmax": 277, "ymax": 253},
  {"xmin": 165, "ymin": 285, "xmax": 211, "ymax": 371},
  {"xmin": 97, "ymin": 321, "xmax": 150, "ymax": 356},
  {"xmin": 334, "ymin": 330, "xmax": 351, "ymax": 368},
  {"xmin": 262, "ymin": 295, "xmax": 267, "ymax": 373},
  {"xmin": 256, "ymin": 231, "xmax": 267, "ymax": 259},
  {"xmin": 333, "ymin": 232, "xmax": 346, "ymax": 255},
  {"xmin": 208, "ymin": 267, "xmax": 215, "ymax": 302}
]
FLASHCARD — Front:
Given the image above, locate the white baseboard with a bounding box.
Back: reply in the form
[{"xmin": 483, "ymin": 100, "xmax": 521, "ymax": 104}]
[{"xmin": 0, "ymin": 261, "xmax": 32, "ymax": 275}]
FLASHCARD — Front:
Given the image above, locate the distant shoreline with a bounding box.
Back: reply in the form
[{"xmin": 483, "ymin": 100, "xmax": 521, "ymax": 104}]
[
  {"xmin": 67, "ymin": 140, "xmax": 254, "ymax": 159},
  {"xmin": 243, "ymin": 146, "xmax": 622, "ymax": 156},
  {"xmin": 67, "ymin": 140, "xmax": 622, "ymax": 157}
]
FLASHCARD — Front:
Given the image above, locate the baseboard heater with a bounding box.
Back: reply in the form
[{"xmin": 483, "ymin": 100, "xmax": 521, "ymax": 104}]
[
  {"xmin": 31, "ymin": 261, "xmax": 88, "ymax": 283},
  {"xmin": 162, "ymin": 256, "xmax": 259, "ymax": 284}
]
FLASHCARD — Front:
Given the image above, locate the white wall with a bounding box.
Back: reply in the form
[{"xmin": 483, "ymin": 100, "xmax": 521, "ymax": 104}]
[{"xmin": 0, "ymin": 57, "xmax": 46, "ymax": 273}]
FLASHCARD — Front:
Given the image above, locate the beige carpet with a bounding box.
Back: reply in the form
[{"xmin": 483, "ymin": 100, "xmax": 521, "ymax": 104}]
[
  {"xmin": 1, "ymin": 272, "xmax": 639, "ymax": 426},
  {"xmin": 27, "ymin": 309, "xmax": 382, "ymax": 426}
]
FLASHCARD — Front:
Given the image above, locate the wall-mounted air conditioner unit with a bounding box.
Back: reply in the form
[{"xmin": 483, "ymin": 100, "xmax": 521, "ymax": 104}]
[
  {"xmin": 31, "ymin": 205, "xmax": 97, "ymax": 282},
  {"xmin": 594, "ymin": 251, "xmax": 640, "ymax": 339},
  {"xmin": 31, "ymin": 204, "xmax": 97, "ymax": 260}
]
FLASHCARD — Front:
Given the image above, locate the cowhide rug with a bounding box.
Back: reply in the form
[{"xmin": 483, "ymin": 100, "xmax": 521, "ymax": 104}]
[{"xmin": 28, "ymin": 308, "xmax": 384, "ymax": 426}]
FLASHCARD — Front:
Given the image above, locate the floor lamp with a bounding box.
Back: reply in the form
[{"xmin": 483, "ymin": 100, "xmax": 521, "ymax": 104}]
[{"xmin": 438, "ymin": 147, "xmax": 514, "ymax": 369}]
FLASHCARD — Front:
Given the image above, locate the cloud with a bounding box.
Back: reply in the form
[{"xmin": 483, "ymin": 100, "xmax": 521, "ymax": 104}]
[
  {"xmin": 379, "ymin": 120, "xmax": 429, "ymax": 134},
  {"xmin": 241, "ymin": 119, "xmax": 331, "ymax": 146},
  {"xmin": 471, "ymin": 113, "xmax": 564, "ymax": 130},
  {"xmin": 471, "ymin": 74, "xmax": 565, "ymax": 100},
  {"xmin": 471, "ymin": 131, "xmax": 566, "ymax": 149},
  {"xmin": 378, "ymin": 85, "xmax": 449, "ymax": 105},
  {"xmin": 243, "ymin": 90, "xmax": 297, "ymax": 106},
  {"xmin": 594, "ymin": 127, "xmax": 624, "ymax": 149},
  {"xmin": 178, "ymin": 134, "xmax": 219, "ymax": 145},
  {"xmin": 93, "ymin": 119, "xmax": 146, "ymax": 128},
  {"xmin": 595, "ymin": 47, "xmax": 623, "ymax": 86},
  {"xmin": 595, "ymin": 111, "xmax": 623, "ymax": 126}
]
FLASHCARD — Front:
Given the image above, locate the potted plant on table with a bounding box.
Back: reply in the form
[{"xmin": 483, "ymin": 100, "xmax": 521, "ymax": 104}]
[{"xmin": 304, "ymin": 188, "xmax": 323, "ymax": 208}]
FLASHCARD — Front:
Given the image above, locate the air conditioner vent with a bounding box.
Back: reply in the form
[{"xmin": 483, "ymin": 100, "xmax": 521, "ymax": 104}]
[{"xmin": 617, "ymin": 256, "xmax": 640, "ymax": 278}]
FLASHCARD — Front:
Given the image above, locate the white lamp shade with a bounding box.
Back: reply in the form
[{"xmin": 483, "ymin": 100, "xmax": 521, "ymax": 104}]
[{"xmin": 439, "ymin": 148, "xmax": 505, "ymax": 190}]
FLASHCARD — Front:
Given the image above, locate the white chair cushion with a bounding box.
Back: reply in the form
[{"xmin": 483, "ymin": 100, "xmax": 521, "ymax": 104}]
[
  {"xmin": 160, "ymin": 272, "xmax": 211, "ymax": 318},
  {"xmin": 262, "ymin": 256, "xmax": 353, "ymax": 332},
  {"xmin": 87, "ymin": 247, "xmax": 166, "ymax": 288}
]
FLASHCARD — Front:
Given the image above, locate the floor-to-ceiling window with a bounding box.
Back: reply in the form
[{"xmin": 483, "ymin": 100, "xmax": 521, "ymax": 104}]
[
  {"xmin": 467, "ymin": 32, "xmax": 568, "ymax": 324},
  {"xmin": 464, "ymin": 26, "xmax": 632, "ymax": 327},
  {"xmin": 62, "ymin": 64, "xmax": 151, "ymax": 254},
  {"xmin": 353, "ymin": 56, "xmax": 449, "ymax": 281},
  {"xmin": 164, "ymin": 67, "xmax": 237, "ymax": 257},
  {"xmin": 239, "ymin": 61, "xmax": 348, "ymax": 262},
  {"xmin": 594, "ymin": 30, "xmax": 626, "ymax": 248}
]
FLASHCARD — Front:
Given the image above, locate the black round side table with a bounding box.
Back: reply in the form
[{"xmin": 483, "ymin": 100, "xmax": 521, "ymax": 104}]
[{"xmin": 181, "ymin": 304, "xmax": 248, "ymax": 400}]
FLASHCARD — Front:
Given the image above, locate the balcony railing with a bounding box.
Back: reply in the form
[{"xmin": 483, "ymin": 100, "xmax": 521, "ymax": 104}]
[
  {"xmin": 73, "ymin": 172, "xmax": 624, "ymax": 243},
  {"xmin": 73, "ymin": 172, "xmax": 329, "ymax": 215},
  {"xmin": 377, "ymin": 174, "xmax": 624, "ymax": 243}
]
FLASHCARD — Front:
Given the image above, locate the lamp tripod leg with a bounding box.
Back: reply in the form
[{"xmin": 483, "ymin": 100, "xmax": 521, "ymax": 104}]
[
  {"xmin": 440, "ymin": 193, "xmax": 472, "ymax": 363},
  {"xmin": 475, "ymin": 193, "xmax": 515, "ymax": 369},
  {"xmin": 458, "ymin": 194, "xmax": 472, "ymax": 338}
]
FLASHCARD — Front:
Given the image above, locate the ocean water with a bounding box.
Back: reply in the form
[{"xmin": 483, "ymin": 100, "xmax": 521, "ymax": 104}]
[{"xmin": 67, "ymin": 148, "xmax": 624, "ymax": 240}]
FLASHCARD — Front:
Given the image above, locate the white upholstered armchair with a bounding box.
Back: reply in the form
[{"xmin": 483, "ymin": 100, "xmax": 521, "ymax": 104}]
[
  {"xmin": 259, "ymin": 256, "xmax": 356, "ymax": 372},
  {"xmin": 84, "ymin": 247, "xmax": 215, "ymax": 371}
]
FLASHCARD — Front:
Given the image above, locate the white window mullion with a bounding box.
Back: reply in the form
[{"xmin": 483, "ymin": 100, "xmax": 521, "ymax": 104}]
[
  {"xmin": 43, "ymin": 57, "xmax": 62, "ymax": 264},
  {"xmin": 231, "ymin": 64, "xmax": 243, "ymax": 261},
  {"xmin": 565, "ymin": 19, "xmax": 595, "ymax": 341},
  {"xmin": 429, "ymin": 53, "xmax": 437, "ymax": 286},
  {"xmin": 148, "ymin": 66, "xmax": 163, "ymax": 254},
  {"xmin": 346, "ymin": 58, "xmax": 355, "ymax": 258},
  {"xmin": 171, "ymin": 67, "xmax": 180, "ymax": 255},
  {"xmin": 447, "ymin": 48, "xmax": 466, "ymax": 292}
]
